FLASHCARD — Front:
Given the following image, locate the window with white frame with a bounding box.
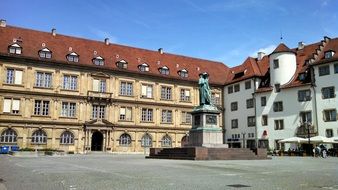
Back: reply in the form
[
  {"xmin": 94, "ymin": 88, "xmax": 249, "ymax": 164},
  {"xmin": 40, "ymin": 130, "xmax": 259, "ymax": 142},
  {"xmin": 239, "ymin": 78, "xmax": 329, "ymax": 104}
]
[
  {"xmin": 141, "ymin": 84, "xmax": 153, "ymax": 98},
  {"xmin": 274, "ymin": 120, "xmax": 284, "ymax": 130},
  {"xmin": 273, "ymin": 101, "xmax": 283, "ymax": 112},
  {"xmin": 119, "ymin": 133, "xmax": 131, "ymax": 146},
  {"xmin": 161, "ymin": 135, "xmax": 172, "ymax": 147},
  {"xmin": 0, "ymin": 129, "xmax": 17, "ymax": 143},
  {"xmin": 231, "ymin": 119, "xmax": 238, "ymax": 129},
  {"xmin": 34, "ymin": 100, "xmax": 49, "ymax": 116},
  {"xmin": 39, "ymin": 48, "xmax": 52, "ymax": 59},
  {"xmin": 159, "ymin": 66, "xmax": 169, "ymax": 75},
  {"xmin": 3, "ymin": 98, "xmax": 20, "ymax": 114},
  {"xmin": 262, "ymin": 115, "xmax": 268, "ymax": 126},
  {"xmin": 211, "ymin": 93, "xmax": 220, "ymax": 105},
  {"xmin": 116, "ymin": 60, "xmax": 128, "ymax": 69},
  {"xmin": 138, "ymin": 63, "xmax": 149, "ymax": 72},
  {"xmin": 119, "ymin": 107, "xmax": 132, "ymax": 121},
  {"xmin": 161, "ymin": 86, "xmax": 172, "ymax": 100},
  {"xmin": 92, "ymin": 105, "xmax": 105, "ymax": 119},
  {"xmin": 319, "ymin": 65, "xmax": 330, "ymax": 76},
  {"xmin": 120, "ymin": 81, "xmax": 133, "ymax": 96},
  {"xmin": 93, "ymin": 56, "xmax": 104, "ymax": 66},
  {"xmin": 181, "ymin": 111, "xmax": 192, "ymax": 124},
  {"xmin": 141, "ymin": 134, "xmax": 152, "ymax": 147},
  {"xmin": 180, "ymin": 89, "xmax": 190, "ymax": 102},
  {"xmin": 66, "ymin": 52, "xmax": 79, "ymax": 62},
  {"xmin": 63, "ymin": 75, "xmax": 77, "ymax": 90},
  {"xmin": 6, "ymin": 68, "xmax": 22, "ymax": 85},
  {"xmin": 31, "ymin": 130, "xmax": 47, "ymax": 144},
  {"xmin": 8, "ymin": 43, "xmax": 22, "ymax": 54},
  {"xmin": 245, "ymin": 81, "xmax": 251, "ymax": 89},
  {"xmin": 35, "ymin": 72, "xmax": 52, "ymax": 88},
  {"xmin": 92, "ymin": 79, "xmax": 106, "ymax": 93},
  {"xmin": 246, "ymin": 98, "xmax": 254, "ymax": 109},
  {"xmin": 334, "ymin": 64, "xmax": 338, "ymax": 74},
  {"xmin": 61, "ymin": 102, "xmax": 76, "ymax": 117},
  {"xmin": 322, "ymin": 86, "xmax": 335, "ymax": 99},
  {"xmin": 141, "ymin": 108, "xmax": 153, "ymax": 122},
  {"xmin": 323, "ymin": 109, "xmax": 337, "ymax": 122},
  {"xmin": 300, "ymin": 111, "xmax": 312, "ymax": 123},
  {"xmin": 298, "ymin": 89, "xmax": 311, "ymax": 102},
  {"xmin": 275, "ymin": 83, "xmax": 281, "ymax": 93},
  {"xmin": 231, "ymin": 102, "xmax": 238, "ymax": 111},
  {"xmin": 178, "ymin": 69, "xmax": 188, "ymax": 78},
  {"xmin": 60, "ymin": 131, "xmax": 74, "ymax": 145},
  {"xmin": 324, "ymin": 51, "xmax": 335, "ymax": 59},
  {"xmin": 247, "ymin": 116, "xmax": 255, "ymax": 127},
  {"xmin": 161, "ymin": 110, "xmax": 173, "ymax": 123}
]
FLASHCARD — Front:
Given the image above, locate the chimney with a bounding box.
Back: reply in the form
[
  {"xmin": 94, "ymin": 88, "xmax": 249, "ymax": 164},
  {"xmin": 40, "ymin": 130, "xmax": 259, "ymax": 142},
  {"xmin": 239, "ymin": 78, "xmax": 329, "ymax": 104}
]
[
  {"xmin": 298, "ymin": 41, "xmax": 305, "ymax": 50},
  {"xmin": 257, "ymin": 52, "xmax": 265, "ymax": 61},
  {"xmin": 0, "ymin": 19, "xmax": 6, "ymax": 27},
  {"xmin": 51, "ymin": 28, "xmax": 56, "ymax": 36},
  {"xmin": 104, "ymin": 38, "xmax": 109, "ymax": 45},
  {"xmin": 158, "ymin": 48, "xmax": 163, "ymax": 54}
]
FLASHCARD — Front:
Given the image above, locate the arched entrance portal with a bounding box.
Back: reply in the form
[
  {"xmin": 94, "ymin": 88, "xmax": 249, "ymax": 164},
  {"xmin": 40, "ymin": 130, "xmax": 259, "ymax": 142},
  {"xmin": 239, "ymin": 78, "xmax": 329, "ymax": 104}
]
[{"xmin": 91, "ymin": 131, "xmax": 103, "ymax": 151}]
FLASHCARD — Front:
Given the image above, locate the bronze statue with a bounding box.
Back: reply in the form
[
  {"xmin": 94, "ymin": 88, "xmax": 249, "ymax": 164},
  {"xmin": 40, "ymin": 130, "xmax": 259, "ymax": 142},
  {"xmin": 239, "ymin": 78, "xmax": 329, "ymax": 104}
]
[{"xmin": 198, "ymin": 72, "xmax": 211, "ymax": 105}]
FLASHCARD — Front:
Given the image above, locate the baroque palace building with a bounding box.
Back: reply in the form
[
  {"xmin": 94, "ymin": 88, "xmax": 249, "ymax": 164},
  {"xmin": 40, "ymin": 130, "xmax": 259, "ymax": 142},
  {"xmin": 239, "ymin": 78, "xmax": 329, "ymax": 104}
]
[{"xmin": 0, "ymin": 20, "xmax": 337, "ymax": 153}]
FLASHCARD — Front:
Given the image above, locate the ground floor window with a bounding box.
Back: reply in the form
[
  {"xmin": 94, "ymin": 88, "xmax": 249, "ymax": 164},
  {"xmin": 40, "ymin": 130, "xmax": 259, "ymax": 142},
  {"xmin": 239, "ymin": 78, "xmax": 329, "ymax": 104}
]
[
  {"xmin": 31, "ymin": 130, "xmax": 47, "ymax": 144},
  {"xmin": 161, "ymin": 135, "xmax": 172, "ymax": 147},
  {"xmin": 325, "ymin": 129, "xmax": 333, "ymax": 138},
  {"xmin": 246, "ymin": 140, "xmax": 255, "ymax": 149},
  {"xmin": 0, "ymin": 128, "xmax": 17, "ymax": 143},
  {"xmin": 60, "ymin": 131, "xmax": 74, "ymax": 145},
  {"xmin": 181, "ymin": 135, "xmax": 189, "ymax": 147},
  {"xmin": 119, "ymin": 133, "xmax": 131, "ymax": 146},
  {"xmin": 258, "ymin": 140, "xmax": 269, "ymax": 149},
  {"xmin": 141, "ymin": 134, "xmax": 152, "ymax": 147}
]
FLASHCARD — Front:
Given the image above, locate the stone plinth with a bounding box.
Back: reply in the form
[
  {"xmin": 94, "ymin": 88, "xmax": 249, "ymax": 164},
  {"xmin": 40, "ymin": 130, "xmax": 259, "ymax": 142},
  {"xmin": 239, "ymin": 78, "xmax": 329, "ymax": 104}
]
[{"xmin": 188, "ymin": 105, "xmax": 227, "ymax": 148}]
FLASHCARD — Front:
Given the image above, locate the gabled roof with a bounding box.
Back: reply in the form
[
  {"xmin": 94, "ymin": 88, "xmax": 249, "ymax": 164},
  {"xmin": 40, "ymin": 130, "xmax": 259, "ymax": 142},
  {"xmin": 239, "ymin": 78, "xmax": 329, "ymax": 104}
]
[
  {"xmin": 0, "ymin": 25, "xmax": 229, "ymax": 85},
  {"xmin": 270, "ymin": 43, "xmax": 294, "ymax": 54}
]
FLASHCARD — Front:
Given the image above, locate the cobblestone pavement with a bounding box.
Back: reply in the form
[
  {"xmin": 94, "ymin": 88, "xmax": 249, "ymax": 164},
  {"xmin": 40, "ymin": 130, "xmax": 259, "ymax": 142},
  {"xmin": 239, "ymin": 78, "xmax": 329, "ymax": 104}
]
[{"xmin": 0, "ymin": 154, "xmax": 337, "ymax": 190}]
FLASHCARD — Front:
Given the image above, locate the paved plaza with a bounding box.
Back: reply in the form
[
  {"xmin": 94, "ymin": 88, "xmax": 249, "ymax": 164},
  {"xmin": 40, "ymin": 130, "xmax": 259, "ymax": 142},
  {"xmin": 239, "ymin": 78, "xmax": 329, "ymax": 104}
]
[{"xmin": 0, "ymin": 154, "xmax": 337, "ymax": 190}]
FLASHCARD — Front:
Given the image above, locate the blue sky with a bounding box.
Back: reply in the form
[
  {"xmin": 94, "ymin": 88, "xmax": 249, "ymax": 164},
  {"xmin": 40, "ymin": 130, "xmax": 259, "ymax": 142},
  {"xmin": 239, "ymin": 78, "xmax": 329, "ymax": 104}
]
[{"xmin": 1, "ymin": 0, "xmax": 337, "ymax": 66}]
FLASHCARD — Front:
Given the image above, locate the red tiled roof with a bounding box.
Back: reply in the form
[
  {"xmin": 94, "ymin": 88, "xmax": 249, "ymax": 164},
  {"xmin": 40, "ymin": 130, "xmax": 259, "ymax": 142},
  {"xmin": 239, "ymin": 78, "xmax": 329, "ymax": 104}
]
[
  {"xmin": 0, "ymin": 26, "xmax": 229, "ymax": 85},
  {"xmin": 311, "ymin": 37, "xmax": 338, "ymax": 65},
  {"xmin": 271, "ymin": 43, "xmax": 294, "ymax": 54}
]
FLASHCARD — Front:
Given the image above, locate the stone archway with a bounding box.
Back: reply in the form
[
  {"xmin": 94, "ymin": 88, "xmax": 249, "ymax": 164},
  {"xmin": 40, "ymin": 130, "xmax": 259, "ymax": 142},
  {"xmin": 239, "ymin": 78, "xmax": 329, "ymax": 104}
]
[{"xmin": 91, "ymin": 131, "xmax": 103, "ymax": 151}]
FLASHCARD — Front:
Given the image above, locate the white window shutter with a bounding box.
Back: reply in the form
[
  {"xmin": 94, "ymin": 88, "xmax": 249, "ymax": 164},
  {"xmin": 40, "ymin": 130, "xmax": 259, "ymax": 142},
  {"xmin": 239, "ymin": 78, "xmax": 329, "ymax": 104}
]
[
  {"xmin": 147, "ymin": 86, "xmax": 152, "ymax": 97},
  {"xmin": 120, "ymin": 108, "xmax": 126, "ymax": 115},
  {"xmin": 185, "ymin": 90, "xmax": 190, "ymax": 96},
  {"xmin": 12, "ymin": 99, "xmax": 20, "ymax": 111},
  {"xmin": 141, "ymin": 85, "xmax": 147, "ymax": 96},
  {"xmin": 93, "ymin": 79, "xmax": 99, "ymax": 91},
  {"xmin": 3, "ymin": 99, "xmax": 11, "ymax": 113},
  {"xmin": 14, "ymin": 70, "xmax": 23, "ymax": 84},
  {"xmin": 126, "ymin": 108, "xmax": 132, "ymax": 120}
]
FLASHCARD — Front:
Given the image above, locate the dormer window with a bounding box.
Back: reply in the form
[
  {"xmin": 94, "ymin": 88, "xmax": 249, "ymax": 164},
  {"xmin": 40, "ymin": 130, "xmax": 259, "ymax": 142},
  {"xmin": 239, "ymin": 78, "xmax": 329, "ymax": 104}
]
[
  {"xmin": 93, "ymin": 56, "xmax": 104, "ymax": 66},
  {"xmin": 8, "ymin": 43, "xmax": 22, "ymax": 55},
  {"xmin": 67, "ymin": 52, "xmax": 79, "ymax": 62},
  {"xmin": 39, "ymin": 48, "xmax": 52, "ymax": 59},
  {"xmin": 138, "ymin": 63, "xmax": 149, "ymax": 72},
  {"xmin": 159, "ymin": 66, "xmax": 169, "ymax": 75},
  {"xmin": 178, "ymin": 69, "xmax": 188, "ymax": 78},
  {"xmin": 324, "ymin": 50, "xmax": 335, "ymax": 59},
  {"xmin": 116, "ymin": 60, "xmax": 128, "ymax": 69}
]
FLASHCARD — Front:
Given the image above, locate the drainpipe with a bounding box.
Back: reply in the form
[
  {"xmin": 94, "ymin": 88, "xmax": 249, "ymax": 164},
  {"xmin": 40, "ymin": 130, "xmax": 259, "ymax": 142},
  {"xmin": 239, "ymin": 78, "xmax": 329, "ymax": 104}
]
[{"xmin": 253, "ymin": 78, "xmax": 258, "ymax": 149}]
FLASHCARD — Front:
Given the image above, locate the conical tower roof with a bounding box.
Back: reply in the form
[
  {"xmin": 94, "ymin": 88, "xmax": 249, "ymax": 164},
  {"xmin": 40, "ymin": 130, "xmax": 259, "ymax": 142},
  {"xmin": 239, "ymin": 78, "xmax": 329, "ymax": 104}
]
[{"xmin": 271, "ymin": 43, "xmax": 295, "ymax": 54}]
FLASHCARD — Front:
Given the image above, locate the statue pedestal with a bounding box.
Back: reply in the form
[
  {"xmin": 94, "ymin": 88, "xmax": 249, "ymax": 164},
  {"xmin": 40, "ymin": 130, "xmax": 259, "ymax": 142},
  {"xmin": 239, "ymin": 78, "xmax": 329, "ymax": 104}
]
[{"xmin": 188, "ymin": 105, "xmax": 228, "ymax": 148}]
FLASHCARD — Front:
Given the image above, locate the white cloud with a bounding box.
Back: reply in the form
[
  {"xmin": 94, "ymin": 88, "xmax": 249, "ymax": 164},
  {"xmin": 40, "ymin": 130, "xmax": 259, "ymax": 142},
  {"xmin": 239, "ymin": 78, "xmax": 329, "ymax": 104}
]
[{"xmin": 250, "ymin": 44, "xmax": 276, "ymax": 57}]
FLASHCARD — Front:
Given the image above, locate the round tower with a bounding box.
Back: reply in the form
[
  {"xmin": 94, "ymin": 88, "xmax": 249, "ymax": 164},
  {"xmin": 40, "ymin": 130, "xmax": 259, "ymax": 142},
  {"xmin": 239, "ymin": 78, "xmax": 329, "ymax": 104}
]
[{"xmin": 269, "ymin": 43, "xmax": 297, "ymax": 87}]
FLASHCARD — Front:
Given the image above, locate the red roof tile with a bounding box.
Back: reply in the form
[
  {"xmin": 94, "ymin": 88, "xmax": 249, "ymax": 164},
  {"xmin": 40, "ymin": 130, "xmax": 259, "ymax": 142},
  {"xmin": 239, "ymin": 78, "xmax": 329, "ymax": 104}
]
[
  {"xmin": 271, "ymin": 43, "xmax": 294, "ymax": 54},
  {"xmin": 0, "ymin": 26, "xmax": 229, "ymax": 85}
]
